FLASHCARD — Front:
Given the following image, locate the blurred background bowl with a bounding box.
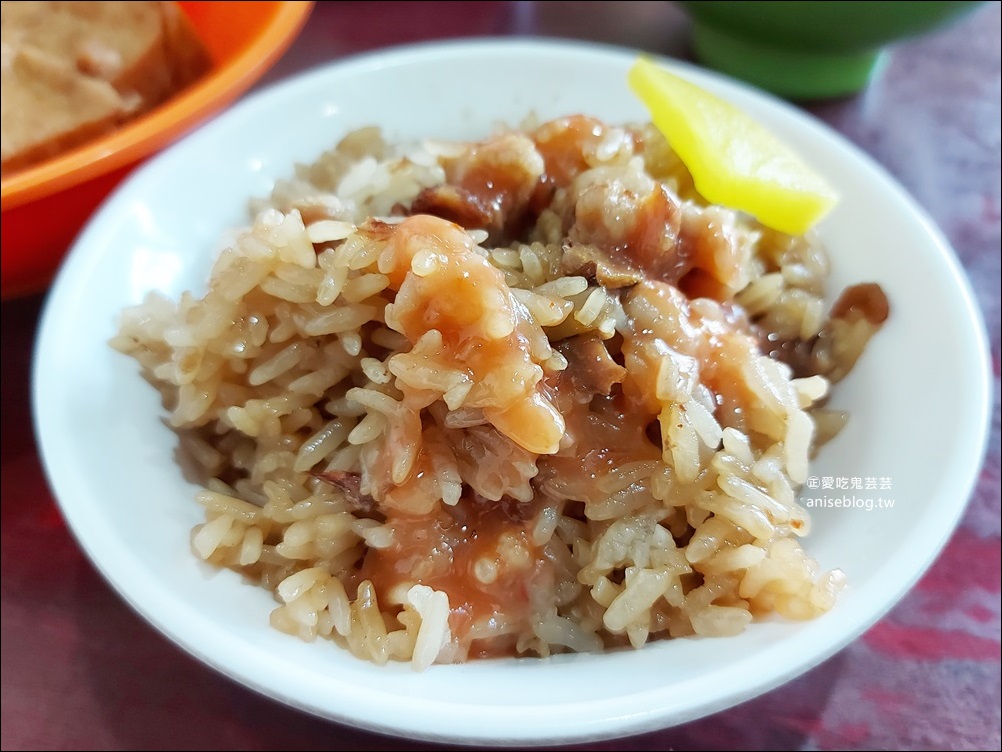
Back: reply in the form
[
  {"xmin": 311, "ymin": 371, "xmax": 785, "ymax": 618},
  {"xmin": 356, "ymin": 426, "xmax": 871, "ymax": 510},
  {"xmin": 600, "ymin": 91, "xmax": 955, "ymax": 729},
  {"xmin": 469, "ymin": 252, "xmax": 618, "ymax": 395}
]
[
  {"xmin": 0, "ymin": 0, "xmax": 313, "ymax": 299},
  {"xmin": 678, "ymin": 0, "xmax": 986, "ymax": 100}
]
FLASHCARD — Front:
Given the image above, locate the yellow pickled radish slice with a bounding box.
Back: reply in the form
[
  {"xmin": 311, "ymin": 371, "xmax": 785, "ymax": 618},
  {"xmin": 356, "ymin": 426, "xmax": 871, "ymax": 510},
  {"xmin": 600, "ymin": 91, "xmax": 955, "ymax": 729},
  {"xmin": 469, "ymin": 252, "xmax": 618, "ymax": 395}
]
[{"xmin": 627, "ymin": 57, "xmax": 838, "ymax": 236}]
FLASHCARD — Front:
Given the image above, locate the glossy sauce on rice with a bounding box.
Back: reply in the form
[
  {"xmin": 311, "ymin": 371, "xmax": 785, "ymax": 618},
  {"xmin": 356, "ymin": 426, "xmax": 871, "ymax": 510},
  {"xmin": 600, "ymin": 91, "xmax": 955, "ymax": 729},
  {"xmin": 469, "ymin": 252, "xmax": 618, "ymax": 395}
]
[{"xmin": 112, "ymin": 115, "xmax": 887, "ymax": 668}]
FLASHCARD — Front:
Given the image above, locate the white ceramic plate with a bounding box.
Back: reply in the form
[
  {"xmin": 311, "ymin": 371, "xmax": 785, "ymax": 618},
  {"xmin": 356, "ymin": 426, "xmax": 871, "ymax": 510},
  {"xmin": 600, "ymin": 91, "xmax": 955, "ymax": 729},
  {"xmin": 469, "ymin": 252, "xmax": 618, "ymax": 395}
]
[{"xmin": 33, "ymin": 39, "xmax": 991, "ymax": 746}]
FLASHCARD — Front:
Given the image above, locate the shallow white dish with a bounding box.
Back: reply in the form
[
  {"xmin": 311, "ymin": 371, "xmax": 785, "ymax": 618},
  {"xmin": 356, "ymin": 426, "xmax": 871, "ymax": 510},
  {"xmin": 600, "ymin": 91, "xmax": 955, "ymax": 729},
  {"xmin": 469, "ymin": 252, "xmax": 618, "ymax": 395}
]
[{"xmin": 33, "ymin": 39, "xmax": 991, "ymax": 746}]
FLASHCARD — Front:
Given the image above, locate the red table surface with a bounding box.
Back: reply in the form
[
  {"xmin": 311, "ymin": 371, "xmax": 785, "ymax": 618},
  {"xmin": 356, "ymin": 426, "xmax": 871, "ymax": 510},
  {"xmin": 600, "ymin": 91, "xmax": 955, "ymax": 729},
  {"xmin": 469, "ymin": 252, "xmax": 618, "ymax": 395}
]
[{"xmin": 3, "ymin": 3, "xmax": 999, "ymax": 750}]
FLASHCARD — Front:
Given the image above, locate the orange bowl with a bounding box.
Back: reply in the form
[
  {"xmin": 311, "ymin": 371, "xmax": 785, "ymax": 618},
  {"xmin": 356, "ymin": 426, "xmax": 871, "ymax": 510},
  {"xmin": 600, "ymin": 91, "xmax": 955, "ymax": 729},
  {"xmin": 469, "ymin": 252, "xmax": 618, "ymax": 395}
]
[{"xmin": 0, "ymin": 1, "xmax": 313, "ymax": 298}]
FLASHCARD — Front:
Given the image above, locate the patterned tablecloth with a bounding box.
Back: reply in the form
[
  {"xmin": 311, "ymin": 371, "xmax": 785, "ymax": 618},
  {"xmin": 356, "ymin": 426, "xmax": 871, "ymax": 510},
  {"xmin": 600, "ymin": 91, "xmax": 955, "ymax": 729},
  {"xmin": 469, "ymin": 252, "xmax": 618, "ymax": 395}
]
[{"xmin": 2, "ymin": 2, "xmax": 999, "ymax": 749}]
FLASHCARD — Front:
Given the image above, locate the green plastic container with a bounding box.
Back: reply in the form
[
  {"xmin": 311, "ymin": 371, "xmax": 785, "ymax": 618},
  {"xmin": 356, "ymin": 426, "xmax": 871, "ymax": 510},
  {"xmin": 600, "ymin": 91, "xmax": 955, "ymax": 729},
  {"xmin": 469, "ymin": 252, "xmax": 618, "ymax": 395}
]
[{"xmin": 679, "ymin": 0, "xmax": 986, "ymax": 98}]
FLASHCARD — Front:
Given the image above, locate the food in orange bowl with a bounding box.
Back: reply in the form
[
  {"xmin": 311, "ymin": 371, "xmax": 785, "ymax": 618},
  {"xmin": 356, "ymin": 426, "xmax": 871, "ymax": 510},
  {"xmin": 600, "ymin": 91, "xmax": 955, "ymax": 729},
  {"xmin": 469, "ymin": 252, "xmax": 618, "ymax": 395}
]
[{"xmin": 0, "ymin": 0, "xmax": 313, "ymax": 299}]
